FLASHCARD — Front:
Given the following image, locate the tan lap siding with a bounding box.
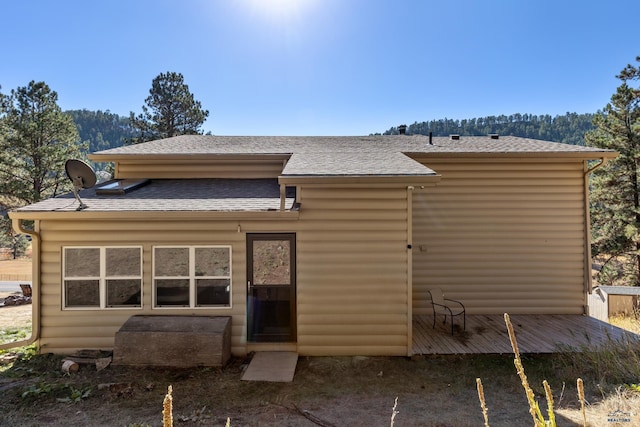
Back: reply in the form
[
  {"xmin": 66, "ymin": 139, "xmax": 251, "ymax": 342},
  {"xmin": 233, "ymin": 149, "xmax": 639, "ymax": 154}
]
[
  {"xmin": 115, "ymin": 157, "xmax": 287, "ymax": 179},
  {"xmin": 412, "ymin": 160, "xmax": 587, "ymax": 315},
  {"xmin": 36, "ymin": 219, "xmax": 259, "ymax": 355},
  {"xmin": 296, "ymin": 187, "xmax": 410, "ymax": 356}
]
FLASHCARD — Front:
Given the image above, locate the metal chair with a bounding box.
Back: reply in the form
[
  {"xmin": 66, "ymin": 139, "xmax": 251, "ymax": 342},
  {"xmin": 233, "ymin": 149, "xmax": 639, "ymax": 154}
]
[{"xmin": 428, "ymin": 288, "xmax": 465, "ymax": 335}]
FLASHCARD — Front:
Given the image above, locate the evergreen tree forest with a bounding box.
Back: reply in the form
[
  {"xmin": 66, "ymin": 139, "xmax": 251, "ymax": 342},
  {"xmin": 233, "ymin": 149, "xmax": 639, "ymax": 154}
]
[
  {"xmin": 382, "ymin": 113, "xmax": 595, "ymax": 146},
  {"xmin": 66, "ymin": 109, "xmax": 136, "ymax": 153}
]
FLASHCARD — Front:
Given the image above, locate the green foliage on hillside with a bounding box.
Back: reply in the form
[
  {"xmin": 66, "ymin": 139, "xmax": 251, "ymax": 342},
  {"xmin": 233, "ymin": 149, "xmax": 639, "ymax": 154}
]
[
  {"xmin": 66, "ymin": 109, "xmax": 136, "ymax": 153},
  {"xmin": 66, "ymin": 109, "xmax": 136, "ymax": 172},
  {"xmin": 383, "ymin": 112, "xmax": 595, "ymax": 145}
]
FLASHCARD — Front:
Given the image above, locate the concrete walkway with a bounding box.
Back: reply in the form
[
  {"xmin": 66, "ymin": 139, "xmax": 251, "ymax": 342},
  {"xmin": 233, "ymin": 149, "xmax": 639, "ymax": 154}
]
[{"xmin": 242, "ymin": 351, "xmax": 298, "ymax": 382}]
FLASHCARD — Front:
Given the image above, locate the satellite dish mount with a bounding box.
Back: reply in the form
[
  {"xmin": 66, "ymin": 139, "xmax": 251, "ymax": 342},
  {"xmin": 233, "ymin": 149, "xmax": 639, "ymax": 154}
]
[{"xmin": 65, "ymin": 159, "xmax": 97, "ymax": 211}]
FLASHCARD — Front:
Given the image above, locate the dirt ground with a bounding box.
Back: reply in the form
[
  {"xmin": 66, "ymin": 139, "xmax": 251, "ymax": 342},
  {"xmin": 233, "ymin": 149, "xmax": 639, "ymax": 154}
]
[
  {"xmin": 0, "ymin": 352, "xmax": 611, "ymax": 427},
  {"xmin": 0, "ymin": 350, "xmax": 637, "ymax": 427},
  {"xmin": 0, "ymin": 259, "xmax": 33, "ymax": 331},
  {"xmin": 1, "ymin": 259, "xmax": 639, "ymax": 426}
]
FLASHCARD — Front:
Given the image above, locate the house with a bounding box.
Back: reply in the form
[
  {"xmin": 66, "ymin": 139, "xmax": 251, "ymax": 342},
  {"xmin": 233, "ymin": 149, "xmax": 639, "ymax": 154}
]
[
  {"xmin": 7, "ymin": 134, "xmax": 617, "ymax": 357},
  {"xmin": 588, "ymin": 285, "xmax": 640, "ymax": 322}
]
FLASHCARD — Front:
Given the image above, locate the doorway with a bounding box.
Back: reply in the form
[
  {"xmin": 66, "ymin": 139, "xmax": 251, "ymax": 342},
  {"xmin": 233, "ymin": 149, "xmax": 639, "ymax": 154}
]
[{"xmin": 247, "ymin": 233, "xmax": 296, "ymax": 342}]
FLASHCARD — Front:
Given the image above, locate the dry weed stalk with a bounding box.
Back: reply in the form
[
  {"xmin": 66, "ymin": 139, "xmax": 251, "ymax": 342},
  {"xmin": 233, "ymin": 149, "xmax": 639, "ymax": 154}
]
[
  {"xmin": 577, "ymin": 378, "xmax": 587, "ymax": 427},
  {"xmin": 504, "ymin": 313, "xmax": 555, "ymax": 427},
  {"xmin": 158, "ymin": 386, "xmax": 231, "ymax": 426},
  {"xmin": 390, "ymin": 396, "xmax": 399, "ymax": 427},
  {"xmin": 476, "ymin": 378, "xmax": 490, "ymax": 427},
  {"xmin": 163, "ymin": 385, "xmax": 173, "ymax": 427},
  {"xmin": 542, "ymin": 380, "xmax": 556, "ymax": 426}
]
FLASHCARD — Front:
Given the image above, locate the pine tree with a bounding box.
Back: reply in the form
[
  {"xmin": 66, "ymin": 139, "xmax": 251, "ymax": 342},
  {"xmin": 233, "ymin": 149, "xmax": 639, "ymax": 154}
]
[
  {"xmin": 586, "ymin": 56, "xmax": 640, "ymax": 286},
  {"xmin": 0, "ymin": 81, "xmax": 85, "ymax": 206},
  {"xmin": 129, "ymin": 71, "xmax": 209, "ymax": 143}
]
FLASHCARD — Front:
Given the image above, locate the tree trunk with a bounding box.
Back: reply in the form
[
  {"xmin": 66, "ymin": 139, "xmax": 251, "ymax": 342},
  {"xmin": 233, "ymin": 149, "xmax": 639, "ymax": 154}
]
[{"xmin": 634, "ymin": 159, "xmax": 640, "ymax": 286}]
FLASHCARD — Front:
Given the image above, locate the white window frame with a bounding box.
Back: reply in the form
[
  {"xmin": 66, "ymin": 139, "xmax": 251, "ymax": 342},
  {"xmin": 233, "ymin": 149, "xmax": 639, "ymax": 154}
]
[
  {"xmin": 62, "ymin": 246, "xmax": 143, "ymax": 310},
  {"xmin": 152, "ymin": 245, "xmax": 232, "ymax": 309}
]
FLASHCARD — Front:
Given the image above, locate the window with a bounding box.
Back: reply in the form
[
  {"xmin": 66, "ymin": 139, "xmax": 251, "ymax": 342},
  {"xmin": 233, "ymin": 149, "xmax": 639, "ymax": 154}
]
[
  {"xmin": 153, "ymin": 246, "xmax": 231, "ymax": 308},
  {"xmin": 63, "ymin": 247, "xmax": 142, "ymax": 309}
]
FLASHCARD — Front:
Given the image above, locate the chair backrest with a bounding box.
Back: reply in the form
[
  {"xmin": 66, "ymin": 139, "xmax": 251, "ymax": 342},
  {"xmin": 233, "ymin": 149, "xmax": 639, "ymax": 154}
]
[
  {"xmin": 20, "ymin": 284, "xmax": 32, "ymax": 297},
  {"xmin": 428, "ymin": 288, "xmax": 445, "ymax": 306}
]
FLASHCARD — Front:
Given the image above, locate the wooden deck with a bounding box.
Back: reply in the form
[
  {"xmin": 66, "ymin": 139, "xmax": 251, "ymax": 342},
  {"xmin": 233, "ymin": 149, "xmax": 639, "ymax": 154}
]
[{"xmin": 413, "ymin": 314, "xmax": 640, "ymax": 355}]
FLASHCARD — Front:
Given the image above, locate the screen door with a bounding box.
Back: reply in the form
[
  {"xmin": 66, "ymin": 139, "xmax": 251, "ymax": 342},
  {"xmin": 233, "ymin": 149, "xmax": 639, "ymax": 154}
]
[{"xmin": 247, "ymin": 233, "xmax": 296, "ymax": 342}]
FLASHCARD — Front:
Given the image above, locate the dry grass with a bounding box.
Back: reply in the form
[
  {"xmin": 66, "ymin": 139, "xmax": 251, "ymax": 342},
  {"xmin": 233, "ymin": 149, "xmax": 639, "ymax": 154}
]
[
  {"xmin": 556, "ymin": 387, "xmax": 640, "ymax": 427},
  {"xmin": 551, "ymin": 315, "xmax": 640, "ymax": 427},
  {"xmin": 0, "ymin": 258, "xmax": 32, "ymax": 282},
  {"xmin": 491, "ymin": 313, "xmax": 563, "ymax": 427},
  {"xmin": 0, "ymin": 259, "xmax": 33, "ymax": 346},
  {"xmin": 611, "ymin": 313, "xmax": 640, "ymax": 334},
  {"xmin": 474, "ymin": 313, "xmax": 640, "ymax": 427},
  {"xmin": 0, "ymin": 305, "xmax": 32, "ymax": 330}
]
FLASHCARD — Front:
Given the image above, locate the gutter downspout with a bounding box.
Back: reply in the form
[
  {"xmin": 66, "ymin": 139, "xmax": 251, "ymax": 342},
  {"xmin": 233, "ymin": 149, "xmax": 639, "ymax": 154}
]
[
  {"xmin": 0, "ymin": 219, "xmax": 41, "ymax": 351},
  {"xmin": 279, "ymin": 184, "xmax": 286, "ymax": 211},
  {"xmin": 280, "ymin": 157, "xmax": 289, "ymax": 211},
  {"xmin": 406, "ymin": 186, "xmax": 414, "ymax": 356},
  {"xmin": 583, "ymin": 157, "xmax": 608, "ymax": 314}
]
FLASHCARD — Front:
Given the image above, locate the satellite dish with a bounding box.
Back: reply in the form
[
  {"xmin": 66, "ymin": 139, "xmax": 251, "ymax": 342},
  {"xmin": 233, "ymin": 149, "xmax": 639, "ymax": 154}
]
[{"xmin": 65, "ymin": 159, "xmax": 97, "ymax": 211}]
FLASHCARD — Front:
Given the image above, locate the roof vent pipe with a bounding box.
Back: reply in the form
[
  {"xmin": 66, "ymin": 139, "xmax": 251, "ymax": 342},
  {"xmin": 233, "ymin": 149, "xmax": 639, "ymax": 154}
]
[
  {"xmin": 398, "ymin": 124, "xmax": 407, "ymax": 135},
  {"xmin": 450, "ymin": 134, "xmax": 460, "ymax": 140},
  {"xmin": 489, "ymin": 134, "xmax": 499, "ymax": 139},
  {"xmin": 429, "ymin": 132, "xmax": 433, "ymax": 145}
]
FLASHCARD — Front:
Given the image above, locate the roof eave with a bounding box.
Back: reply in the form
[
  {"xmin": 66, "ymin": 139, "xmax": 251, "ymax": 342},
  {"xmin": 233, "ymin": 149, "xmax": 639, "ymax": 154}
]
[
  {"xmin": 9, "ymin": 210, "xmax": 300, "ymax": 221},
  {"xmin": 278, "ymin": 174, "xmax": 441, "ymax": 187},
  {"xmin": 87, "ymin": 153, "xmax": 292, "ymax": 162},
  {"xmin": 406, "ymin": 151, "xmax": 619, "ymax": 160}
]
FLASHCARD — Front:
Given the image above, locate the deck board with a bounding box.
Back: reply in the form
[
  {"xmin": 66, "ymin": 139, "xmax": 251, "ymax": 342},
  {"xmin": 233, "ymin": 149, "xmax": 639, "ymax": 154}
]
[{"xmin": 413, "ymin": 314, "xmax": 639, "ymax": 355}]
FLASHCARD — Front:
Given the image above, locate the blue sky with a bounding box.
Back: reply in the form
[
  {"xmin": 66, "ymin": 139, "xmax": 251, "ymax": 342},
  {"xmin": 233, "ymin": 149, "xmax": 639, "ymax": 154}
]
[{"xmin": 2, "ymin": 0, "xmax": 639, "ymax": 136}]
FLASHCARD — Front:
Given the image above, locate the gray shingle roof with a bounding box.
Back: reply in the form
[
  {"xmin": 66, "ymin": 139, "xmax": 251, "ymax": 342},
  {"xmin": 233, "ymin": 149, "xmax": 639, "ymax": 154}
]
[
  {"xmin": 16, "ymin": 179, "xmax": 293, "ymax": 213},
  {"xmin": 91, "ymin": 134, "xmax": 614, "ymax": 157},
  {"xmin": 18, "ymin": 134, "xmax": 614, "ymax": 214},
  {"xmin": 90, "ymin": 135, "xmax": 612, "ymax": 178},
  {"xmin": 283, "ymin": 152, "xmax": 435, "ymax": 176}
]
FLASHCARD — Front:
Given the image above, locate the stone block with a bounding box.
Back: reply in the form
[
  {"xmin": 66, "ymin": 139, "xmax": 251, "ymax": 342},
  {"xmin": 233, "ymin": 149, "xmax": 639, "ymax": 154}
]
[{"xmin": 113, "ymin": 315, "xmax": 231, "ymax": 367}]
